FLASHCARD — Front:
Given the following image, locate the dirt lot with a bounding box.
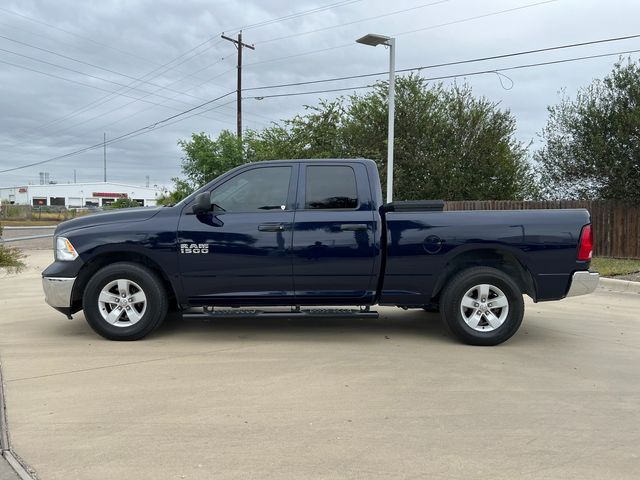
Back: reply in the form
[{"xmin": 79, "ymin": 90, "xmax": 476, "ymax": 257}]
[{"xmin": 0, "ymin": 250, "xmax": 639, "ymax": 480}]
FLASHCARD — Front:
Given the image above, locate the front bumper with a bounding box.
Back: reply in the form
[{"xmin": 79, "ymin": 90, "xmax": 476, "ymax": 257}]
[
  {"xmin": 42, "ymin": 276, "xmax": 76, "ymax": 308},
  {"xmin": 566, "ymin": 271, "xmax": 599, "ymax": 297}
]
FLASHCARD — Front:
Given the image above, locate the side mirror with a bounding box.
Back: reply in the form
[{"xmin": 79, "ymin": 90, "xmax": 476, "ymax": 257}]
[{"xmin": 192, "ymin": 192, "xmax": 211, "ymax": 215}]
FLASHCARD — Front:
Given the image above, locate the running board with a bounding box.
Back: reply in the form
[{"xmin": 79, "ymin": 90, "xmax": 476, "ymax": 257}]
[{"xmin": 182, "ymin": 307, "xmax": 379, "ymax": 319}]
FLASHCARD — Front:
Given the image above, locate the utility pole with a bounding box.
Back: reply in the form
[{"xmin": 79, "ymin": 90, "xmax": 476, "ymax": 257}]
[
  {"xmin": 221, "ymin": 31, "xmax": 255, "ymax": 139},
  {"xmin": 103, "ymin": 132, "xmax": 107, "ymax": 183}
]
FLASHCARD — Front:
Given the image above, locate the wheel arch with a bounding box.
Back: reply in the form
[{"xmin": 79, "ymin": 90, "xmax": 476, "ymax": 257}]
[
  {"xmin": 431, "ymin": 247, "xmax": 537, "ymax": 304},
  {"xmin": 71, "ymin": 251, "xmax": 179, "ymax": 312}
]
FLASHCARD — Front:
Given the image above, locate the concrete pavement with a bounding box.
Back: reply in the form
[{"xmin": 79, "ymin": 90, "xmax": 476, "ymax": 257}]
[
  {"xmin": 0, "ymin": 227, "xmax": 54, "ymax": 251},
  {"xmin": 0, "ymin": 250, "xmax": 638, "ymax": 479},
  {"xmin": 0, "ymin": 460, "xmax": 19, "ymax": 480}
]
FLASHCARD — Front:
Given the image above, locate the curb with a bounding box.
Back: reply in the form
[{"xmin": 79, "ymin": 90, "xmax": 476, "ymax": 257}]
[
  {"xmin": 0, "ymin": 360, "xmax": 37, "ymax": 480},
  {"xmin": 598, "ymin": 277, "xmax": 640, "ymax": 294}
]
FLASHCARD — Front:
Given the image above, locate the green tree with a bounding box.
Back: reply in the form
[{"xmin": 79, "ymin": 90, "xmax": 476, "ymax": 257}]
[
  {"xmin": 536, "ymin": 59, "xmax": 640, "ymax": 200},
  {"xmin": 164, "ymin": 130, "xmax": 245, "ymax": 204},
  {"xmin": 341, "ymin": 76, "xmax": 535, "ymax": 200},
  {"xmin": 246, "ymin": 99, "xmax": 349, "ymax": 160},
  {"xmin": 110, "ymin": 197, "xmax": 142, "ymax": 209},
  {"xmin": 170, "ymin": 75, "xmax": 536, "ymax": 201},
  {"xmin": 156, "ymin": 178, "xmax": 193, "ymax": 206},
  {"xmin": 179, "ymin": 130, "xmax": 244, "ymax": 188},
  {"xmin": 247, "ymin": 75, "xmax": 536, "ymax": 200}
]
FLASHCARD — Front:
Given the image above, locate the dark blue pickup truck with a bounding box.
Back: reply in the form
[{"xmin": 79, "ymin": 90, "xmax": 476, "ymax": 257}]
[{"xmin": 42, "ymin": 159, "xmax": 598, "ymax": 345}]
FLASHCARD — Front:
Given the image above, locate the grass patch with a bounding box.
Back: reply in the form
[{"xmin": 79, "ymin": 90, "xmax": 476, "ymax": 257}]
[
  {"xmin": 0, "ymin": 223, "xmax": 26, "ymax": 272},
  {"xmin": 591, "ymin": 257, "xmax": 640, "ymax": 276},
  {"xmin": 0, "ymin": 244, "xmax": 25, "ymax": 272}
]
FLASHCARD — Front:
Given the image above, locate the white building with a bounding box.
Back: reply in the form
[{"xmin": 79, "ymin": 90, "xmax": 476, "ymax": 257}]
[{"xmin": 0, "ymin": 182, "xmax": 164, "ymax": 208}]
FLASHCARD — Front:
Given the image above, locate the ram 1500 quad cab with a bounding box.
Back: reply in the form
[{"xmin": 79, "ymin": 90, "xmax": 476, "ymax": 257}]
[{"xmin": 42, "ymin": 159, "xmax": 599, "ymax": 345}]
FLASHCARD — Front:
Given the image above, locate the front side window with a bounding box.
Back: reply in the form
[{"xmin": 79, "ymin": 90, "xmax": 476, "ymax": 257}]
[
  {"xmin": 305, "ymin": 165, "xmax": 358, "ymax": 209},
  {"xmin": 210, "ymin": 166, "xmax": 291, "ymax": 212}
]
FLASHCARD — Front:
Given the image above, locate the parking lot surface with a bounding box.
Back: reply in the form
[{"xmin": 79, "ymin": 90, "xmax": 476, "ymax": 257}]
[
  {"xmin": 0, "ymin": 250, "xmax": 639, "ymax": 480},
  {"xmin": 0, "ymin": 227, "xmax": 55, "ymax": 250}
]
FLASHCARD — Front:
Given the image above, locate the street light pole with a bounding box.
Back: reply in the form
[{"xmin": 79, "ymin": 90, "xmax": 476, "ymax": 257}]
[
  {"xmin": 355, "ymin": 34, "xmax": 396, "ymax": 203},
  {"xmin": 386, "ymin": 38, "xmax": 395, "ymax": 204}
]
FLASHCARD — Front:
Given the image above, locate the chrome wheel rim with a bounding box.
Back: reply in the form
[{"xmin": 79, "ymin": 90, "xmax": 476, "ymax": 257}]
[
  {"xmin": 460, "ymin": 283, "xmax": 509, "ymax": 332},
  {"xmin": 98, "ymin": 279, "xmax": 147, "ymax": 327}
]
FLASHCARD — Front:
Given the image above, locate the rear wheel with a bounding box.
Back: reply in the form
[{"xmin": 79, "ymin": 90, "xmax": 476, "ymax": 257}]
[
  {"xmin": 82, "ymin": 262, "xmax": 168, "ymax": 340},
  {"xmin": 440, "ymin": 267, "xmax": 524, "ymax": 346}
]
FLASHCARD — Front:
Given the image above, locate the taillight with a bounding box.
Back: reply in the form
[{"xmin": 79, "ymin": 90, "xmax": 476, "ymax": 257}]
[{"xmin": 577, "ymin": 224, "xmax": 593, "ymax": 261}]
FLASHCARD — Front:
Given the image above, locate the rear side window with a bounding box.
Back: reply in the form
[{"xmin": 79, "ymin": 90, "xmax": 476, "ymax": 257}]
[{"xmin": 305, "ymin": 166, "xmax": 358, "ymax": 209}]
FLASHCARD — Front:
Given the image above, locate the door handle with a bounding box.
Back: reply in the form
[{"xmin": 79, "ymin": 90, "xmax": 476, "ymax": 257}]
[
  {"xmin": 340, "ymin": 224, "xmax": 368, "ymax": 231},
  {"xmin": 258, "ymin": 223, "xmax": 286, "ymax": 232}
]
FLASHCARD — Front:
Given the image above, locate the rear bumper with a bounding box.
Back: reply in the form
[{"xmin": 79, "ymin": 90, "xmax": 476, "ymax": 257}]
[
  {"xmin": 42, "ymin": 276, "xmax": 76, "ymax": 309},
  {"xmin": 566, "ymin": 271, "xmax": 599, "ymax": 297}
]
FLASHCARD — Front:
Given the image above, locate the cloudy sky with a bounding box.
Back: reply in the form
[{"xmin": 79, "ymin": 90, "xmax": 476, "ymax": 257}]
[{"xmin": 0, "ymin": 0, "xmax": 639, "ymax": 189}]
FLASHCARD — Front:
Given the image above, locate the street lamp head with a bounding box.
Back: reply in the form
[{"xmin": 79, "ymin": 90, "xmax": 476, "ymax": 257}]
[{"xmin": 355, "ymin": 33, "xmax": 392, "ymax": 47}]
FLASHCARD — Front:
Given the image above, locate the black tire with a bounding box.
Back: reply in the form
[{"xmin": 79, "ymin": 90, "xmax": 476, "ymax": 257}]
[
  {"xmin": 440, "ymin": 267, "xmax": 524, "ymax": 346},
  {"xmin": 82, "ymin": 262, "xmax": 168, "ymax": 340}
]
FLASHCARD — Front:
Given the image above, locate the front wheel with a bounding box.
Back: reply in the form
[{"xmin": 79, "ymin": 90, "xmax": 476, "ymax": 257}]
[
  {"xmin": 440, "ymin": 267, "xmax": 524, "ymax": 346},
  {"xmin": 82, "ymin": 262, "xmax": 168, "ymax": 340}
]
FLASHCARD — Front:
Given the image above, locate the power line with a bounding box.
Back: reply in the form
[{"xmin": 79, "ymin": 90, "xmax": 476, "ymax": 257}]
[
  {"xmin": 0, "ymin": 91, "xmax": 236, "ymax": 173},
  {"xmin": 244, "ymin": 33, "xmax": 640, "ymax": 92},
  {"xmin": 13, "ymin": 64, "xmax": 244, "ymax": 147},
  {"xmin": 0, "ymin": 1, "xmax": 376, "ymax": 142},
  {"xmin": 10, "ymin": 55, "xmax": 234, "ymax": 143},
  {"xmin": 255, "ymin": 0, "xmax": 450, "ymax": 45},
  {"xmin": 5, "ymin": 45, "xmax": 640, "ymax": 175},
  {"xmin": 0, "ymin": 58, "xmax": 192, "ymax": 106},
  {"xmin": 244, "ymin": 0, "xmax": 558, "ymax": 68},
  {"xmin": 36, "ymin": 68, "xmax": 238, "ymax": 142},
  {"xmin": 0, "ymin": 34, "xmax": 224, "ymax": 103},
  {"xmin": 249, "ymin": 84, "xmax": 374, "ymax": 100},
  {"xmin": 245, "ymin": 47, "xmax": 640, "ymax": 101},
  {"xmin": 115, "ymin": 99, "xmax": 239, "ymax": 141},
  {"xmin": 423, "ymin": 48, "xmax": 640, "ymax": 81},
  {"xmin": 5, "ymin": 37, "xmax": 228, "ymax": 140},
  {"xmin": 0, "ymin": 54, "xmax": 238, "ymax": 135},
  {"xmin": 395, "ymin": 0, "xmax": 557, "ymax": 37},
  {"xmin": 0, "ymin": 46, "xmax": 213, "ymax": 107},
  {"xmin": 0, "ymin": 5, "xmax": 161, "ymax": 67},
  {"xmin": 63, "ymin": 32, "xmax": 640, "ymax": 141},
  {"xmin": 228, "ymin": 0, "xmax": 363, "ymax": 32}
]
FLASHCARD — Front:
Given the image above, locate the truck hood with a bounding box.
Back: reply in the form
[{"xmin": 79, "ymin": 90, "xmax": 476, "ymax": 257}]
[{"xmin": 55, "ymin": 207, "xmax": 163, "ymax": 236}]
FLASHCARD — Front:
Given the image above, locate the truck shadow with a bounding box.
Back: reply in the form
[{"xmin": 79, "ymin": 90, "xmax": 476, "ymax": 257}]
[
  {"xmin": 151, "ymin": 310, "xmax": 555, "ymax": 346},
  {"xmin": 153, "ymin": 310, "xmax": 453, "ymax": 344},
  {"xmin": 51, "ymin": 312, "xmax": 556, "ymax": 346}
]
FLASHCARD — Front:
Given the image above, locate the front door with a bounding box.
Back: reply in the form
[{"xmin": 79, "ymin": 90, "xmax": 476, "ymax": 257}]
[{"xmin": 178, "ymin": 164, "xmax": 297, "ymax": 305}]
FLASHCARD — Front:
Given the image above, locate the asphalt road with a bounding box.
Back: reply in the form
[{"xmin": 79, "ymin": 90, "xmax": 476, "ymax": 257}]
[{"xmin": 0, "ymin": 250, "xmax": 638, "ymax": 480}]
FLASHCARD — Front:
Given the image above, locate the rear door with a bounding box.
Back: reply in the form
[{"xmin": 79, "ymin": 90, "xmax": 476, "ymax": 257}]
[{"xmin": 291, "ymin": 162, "xmax": 378, "ymax": 303}]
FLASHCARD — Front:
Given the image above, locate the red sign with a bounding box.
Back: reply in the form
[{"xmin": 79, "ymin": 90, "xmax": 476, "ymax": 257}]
[
  {"xmin": 18, "ymin": 187, "xmax": 27, "ymax": 193},
  {"xmin": 92, "ymin": 192, "xmax": 128, "ymax": 198}
]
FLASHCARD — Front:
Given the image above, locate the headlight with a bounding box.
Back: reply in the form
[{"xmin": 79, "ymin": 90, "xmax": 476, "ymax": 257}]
[{"xmin": 55, "ymin": 236, "xmax": 79, "ymax": 261}]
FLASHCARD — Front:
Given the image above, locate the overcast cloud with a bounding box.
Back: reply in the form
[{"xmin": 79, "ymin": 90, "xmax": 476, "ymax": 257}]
[{"xmin": 0, "ymin": 0, "xmax": 639, "ymax": 189}]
